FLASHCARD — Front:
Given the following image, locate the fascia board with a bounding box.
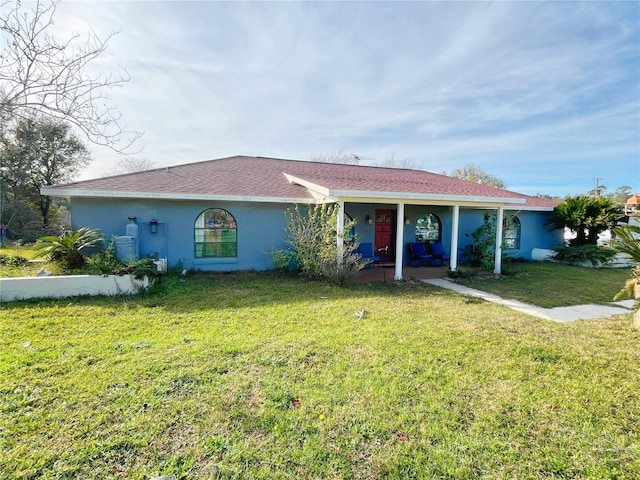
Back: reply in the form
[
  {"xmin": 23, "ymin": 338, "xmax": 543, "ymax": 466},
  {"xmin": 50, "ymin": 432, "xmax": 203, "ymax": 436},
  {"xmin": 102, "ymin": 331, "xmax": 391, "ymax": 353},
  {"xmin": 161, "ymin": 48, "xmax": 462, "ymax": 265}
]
[
  {"xmin": 40, "ymin": 187, "xmax": 546, "ymax": 209},
  {"xmin": 333, "ymin": 190, "xmax": 526, "ymax": 205},
  {"xmin": 281, "ymin": 176, "xmax": 528, "ymax": 207},
  {"xmin": 508, "ymin": 205, "xmax": 555, "ymax": 212},
  {"xmin": 282, "ymin": 173, "xmax": 331, "ymax": 197},
  {"xmin": 39, "ymin": 187, "xmax": 314, "ymax": 204}
]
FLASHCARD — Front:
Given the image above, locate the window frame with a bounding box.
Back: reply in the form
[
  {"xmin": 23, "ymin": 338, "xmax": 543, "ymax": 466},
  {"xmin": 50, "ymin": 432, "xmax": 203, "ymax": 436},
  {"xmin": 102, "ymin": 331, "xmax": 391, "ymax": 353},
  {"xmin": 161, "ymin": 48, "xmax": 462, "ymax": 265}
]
[
  {"xmin": 503, "ymin": 215, "xmax": 521, "ymax": 250},
  {"xmin": 194, "ymin": 208, "xmax": 238, "ymax": 258},
  {"xmin": 415, "ymin": 213, "xmax": 442, "ymax": 242}
]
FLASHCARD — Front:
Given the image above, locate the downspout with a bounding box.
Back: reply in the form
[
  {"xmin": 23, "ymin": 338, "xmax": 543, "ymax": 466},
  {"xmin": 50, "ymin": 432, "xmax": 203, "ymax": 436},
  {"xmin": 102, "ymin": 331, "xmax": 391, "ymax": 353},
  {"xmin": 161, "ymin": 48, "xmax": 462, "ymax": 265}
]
[
  {"xmin": 394, "ymin": 202, "xmax": 405, "ymax": 280},
  {"xmin": 494, "ymin": 206, "xmax": 504, "ymax": 274},
  {"xmin": 450, "ymin": 205, "xmax": 460, "ymax": 272}
]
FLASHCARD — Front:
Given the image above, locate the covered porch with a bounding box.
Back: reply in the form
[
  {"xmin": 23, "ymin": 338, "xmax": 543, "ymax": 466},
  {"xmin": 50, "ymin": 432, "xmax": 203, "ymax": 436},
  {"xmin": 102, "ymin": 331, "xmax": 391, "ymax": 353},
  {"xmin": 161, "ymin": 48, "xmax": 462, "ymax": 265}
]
[
  {"xmin": 283, "ymin": 169, "xmax": 556, "ymax": 281},
  {"xmin": 336, "ymin": 200, "xmax": 520, "ymax": 281}
]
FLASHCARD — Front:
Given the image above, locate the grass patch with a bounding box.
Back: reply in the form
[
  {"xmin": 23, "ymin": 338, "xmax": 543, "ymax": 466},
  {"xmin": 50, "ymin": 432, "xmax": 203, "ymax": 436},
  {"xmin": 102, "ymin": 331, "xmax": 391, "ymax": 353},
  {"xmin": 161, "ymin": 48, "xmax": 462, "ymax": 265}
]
[
  {"xmin": 1, "ymin": 271, "xmax": 639, "ymax": 479},
  {"xmin": 453, "ymin": 261, "xmax": 631, "ymax": 308},
  {"xmin": 0, "ymin": 245, "xmax": 60, "ymax": 277}
]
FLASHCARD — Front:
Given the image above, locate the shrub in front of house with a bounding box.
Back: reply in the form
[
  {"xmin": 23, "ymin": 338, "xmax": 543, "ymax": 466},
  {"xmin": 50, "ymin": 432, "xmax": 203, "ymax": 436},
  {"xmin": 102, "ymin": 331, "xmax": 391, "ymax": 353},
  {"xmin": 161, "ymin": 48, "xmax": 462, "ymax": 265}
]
[
  {"xmin": 34, "ymin": 227, "xmax": 103, "ymax": 272},
  {"xmin": 552, "ymin": 244, "xmax": 617, "ymax": 267},
  {"xmin": 273, "ymin": 204, "xmax": 369, "ymax": 284},
  {"xmin": 33, "ymin": 228, "xmax": 163, "ymax": 282}
]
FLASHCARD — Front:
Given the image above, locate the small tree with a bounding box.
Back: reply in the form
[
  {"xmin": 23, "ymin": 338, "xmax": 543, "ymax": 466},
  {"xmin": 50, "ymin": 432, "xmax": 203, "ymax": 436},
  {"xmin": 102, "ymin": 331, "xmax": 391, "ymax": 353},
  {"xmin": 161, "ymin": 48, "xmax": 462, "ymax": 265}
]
[
  {"xmin": 34, "ymin": 227, "xmax": 102, "ymax": 271},
  {"xmin": 463, "ymin": 213, "xmax": 499, "ymax": 270},
  {"xmin": 273, "ymin": 204, "xmax": 368, "ymax": 283},
  {"xmin": 0, "ymin": 116, "xmax": 90, "ymax": 228},
  {"xmin": 546, "ymin": 195, "xmax": 620, "ymax": 246}
]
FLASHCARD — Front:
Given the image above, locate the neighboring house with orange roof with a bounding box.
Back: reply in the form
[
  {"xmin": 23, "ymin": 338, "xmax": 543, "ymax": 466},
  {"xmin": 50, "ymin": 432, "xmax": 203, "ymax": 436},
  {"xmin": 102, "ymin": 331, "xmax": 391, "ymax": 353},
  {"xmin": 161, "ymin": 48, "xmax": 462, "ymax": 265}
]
[
  {"xmin": 41, "ymin": 155, "xmax": 562, "ymax": 279},
  {"xmin": 624, "ymin": 194, "xmax": 640, "ymax": 216}
]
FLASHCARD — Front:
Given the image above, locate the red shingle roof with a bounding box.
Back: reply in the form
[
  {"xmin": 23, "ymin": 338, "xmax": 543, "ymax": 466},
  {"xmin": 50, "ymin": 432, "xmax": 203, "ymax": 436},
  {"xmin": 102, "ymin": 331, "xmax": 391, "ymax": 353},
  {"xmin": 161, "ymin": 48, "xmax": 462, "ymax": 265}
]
[{"xmin": 45, "ymin": 155, "xmax": 557, "ymax": 209}]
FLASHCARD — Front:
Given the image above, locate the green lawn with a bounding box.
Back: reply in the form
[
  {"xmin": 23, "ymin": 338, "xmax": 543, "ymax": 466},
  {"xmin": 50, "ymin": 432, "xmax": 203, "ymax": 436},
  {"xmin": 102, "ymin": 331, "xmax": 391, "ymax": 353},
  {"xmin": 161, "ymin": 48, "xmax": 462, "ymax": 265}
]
[
  {"xmin": 0, "ymin": 245, "xmax": 60, "ymax": 277},
  {"xmin": 1, "ymin": 272, "xmax": 638, "ymax": 479},
  {"xmin": 453, "ymin": 261, "xmax": 632, "ymax": 308}
]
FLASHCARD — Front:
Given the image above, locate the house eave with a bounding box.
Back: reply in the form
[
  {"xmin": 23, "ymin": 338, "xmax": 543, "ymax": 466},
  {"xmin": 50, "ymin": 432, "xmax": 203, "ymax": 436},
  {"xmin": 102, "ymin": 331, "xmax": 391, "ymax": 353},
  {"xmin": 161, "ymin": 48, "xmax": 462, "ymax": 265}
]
[
  {"xmin": 509, "ymin": 205, "xmax": 555, "ymax": 212},
  {"xmin": 332, "ymin": 191, "xmax": 527, "ymax": 207},
  {"xmin": 39, "ymin": 187, "xmax": 315, "ymax": 204},
  {"xmin": 40, "ymin": 187, "xmax": 549, "ymax": 210},
  {"xmin": 283, "ymin": 173, "xmax": 529, "ymax": 207}
]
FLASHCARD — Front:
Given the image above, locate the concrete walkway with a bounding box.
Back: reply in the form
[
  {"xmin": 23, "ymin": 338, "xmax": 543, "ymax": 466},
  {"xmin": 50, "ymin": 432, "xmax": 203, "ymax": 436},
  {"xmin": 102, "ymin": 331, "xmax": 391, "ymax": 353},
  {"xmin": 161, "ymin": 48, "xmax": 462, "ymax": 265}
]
[{"xmin": 424, "ymin": 278, "xmax": 635, "ymax": 322}]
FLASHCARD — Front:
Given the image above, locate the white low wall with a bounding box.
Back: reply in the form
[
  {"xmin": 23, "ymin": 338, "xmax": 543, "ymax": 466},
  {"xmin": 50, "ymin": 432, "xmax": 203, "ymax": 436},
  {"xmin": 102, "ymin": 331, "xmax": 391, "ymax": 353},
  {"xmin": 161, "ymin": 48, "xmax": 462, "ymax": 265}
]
[
  {"xmin": 531, "ymin": 248, "xmax": 634, "ymax": 268},
  {"xmin": 531, "ymin": 248, "xmax": 555, "ymax": 261},
  {"xmin": 0, "ymin": 274, "xmax": 150, "ymax": 302}
]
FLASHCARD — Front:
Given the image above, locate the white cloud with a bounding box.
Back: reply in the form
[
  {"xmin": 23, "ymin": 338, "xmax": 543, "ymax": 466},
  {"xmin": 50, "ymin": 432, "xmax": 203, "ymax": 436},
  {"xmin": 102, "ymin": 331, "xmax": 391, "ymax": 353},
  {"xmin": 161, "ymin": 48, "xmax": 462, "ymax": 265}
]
[{"xmin": 40, "ymin": 1, "xmax": 639, "ymax": 196}]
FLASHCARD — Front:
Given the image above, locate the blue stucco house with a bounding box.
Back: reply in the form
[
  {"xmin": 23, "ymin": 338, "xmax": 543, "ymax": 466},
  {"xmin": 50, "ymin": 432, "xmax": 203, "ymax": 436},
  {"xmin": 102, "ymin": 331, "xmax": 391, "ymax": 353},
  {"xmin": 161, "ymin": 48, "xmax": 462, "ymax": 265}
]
[{"xmin": 41, "ymin": 155, "xmax": 562, "ymax": 280}]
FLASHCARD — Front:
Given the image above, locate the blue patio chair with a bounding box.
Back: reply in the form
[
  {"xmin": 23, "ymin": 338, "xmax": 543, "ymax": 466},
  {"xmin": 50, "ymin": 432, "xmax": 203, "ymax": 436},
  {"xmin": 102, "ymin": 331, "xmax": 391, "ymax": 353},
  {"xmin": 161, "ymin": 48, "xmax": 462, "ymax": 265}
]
[
  {"xmin": 408, "ymin": 242, "xmax": 433, "ymax": 267},
  {"xmin": 430, "ymin": 241, "xmax": 450, "ymax": 265},
  {"xmin": 356, "ymin": 242, "xmax": 380, "ymax": 266}
]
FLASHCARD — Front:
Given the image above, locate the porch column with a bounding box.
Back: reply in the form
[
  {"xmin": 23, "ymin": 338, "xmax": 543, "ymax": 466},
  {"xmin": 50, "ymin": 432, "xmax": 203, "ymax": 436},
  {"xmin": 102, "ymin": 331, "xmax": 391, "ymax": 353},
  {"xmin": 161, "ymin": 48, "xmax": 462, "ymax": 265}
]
[
  {"xmin": 494, "ymin": 206, "xmax": 504, "ymax": 274},
  {"xmin": 394, "ymin": 202, "xmax": 405, "ymax": 280},
  {"xmin": 336, "ymin": 201, "xmax": 344, "ymax": 266},
  {"xmin": 450, "ymin": 205, "xmax": 460, "ymax": 272}
]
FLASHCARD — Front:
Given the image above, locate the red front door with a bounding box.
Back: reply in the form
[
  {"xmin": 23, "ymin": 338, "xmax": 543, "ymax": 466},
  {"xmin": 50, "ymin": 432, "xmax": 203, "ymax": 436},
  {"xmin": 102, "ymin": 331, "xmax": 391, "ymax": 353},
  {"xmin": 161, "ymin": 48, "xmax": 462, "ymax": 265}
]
[{"xmin": 374, "ymin": 209, "xmax": 395, "ymax": 262}]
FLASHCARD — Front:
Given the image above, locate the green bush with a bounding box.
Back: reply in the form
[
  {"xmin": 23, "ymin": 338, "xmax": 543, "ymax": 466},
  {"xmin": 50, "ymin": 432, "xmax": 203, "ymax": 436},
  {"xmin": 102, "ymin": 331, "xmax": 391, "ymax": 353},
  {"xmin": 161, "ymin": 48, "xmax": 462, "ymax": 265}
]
[
  {"xmin": 34, "ymin": 227, "xmax": 103, "ymax": 272},
  {"xmin": 0, "ymin": 254, "xmax": 29, "ymax": 267},
  {"xmin": 127, "ymin": 257, "xmax": 163, "ymax": 282},
  {"xmin": 463, "ymin": 214, "xmax": 497, "ymax": 270},
  {"xmin": 273, "ymin": 204, "xmax": 369, "ymax": 284},
  {"xmin": 85, "ymin": 239, "xmax": 123, "ymax": 275},
  {"xmin": 552, "ymin": 244, "xmax": 617, "ymax": 266},
  {"xmin": 85, "ymin": 242, "xmax": 163, "ymax": 282}
]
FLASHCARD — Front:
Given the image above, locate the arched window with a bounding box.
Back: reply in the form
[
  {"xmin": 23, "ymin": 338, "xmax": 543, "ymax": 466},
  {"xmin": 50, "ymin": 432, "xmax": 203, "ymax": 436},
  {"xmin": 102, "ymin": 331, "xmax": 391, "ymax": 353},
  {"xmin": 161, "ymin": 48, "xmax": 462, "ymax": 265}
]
[
  {"xmin": 504, "ymin": 216, "xmax": 521, "ymax": 249},
  {"xmin": 194, "ymin": 208, "xmax": 237, "ymax": 258},
  {"xmin": 415, "ymin": 213, "xmax": 441, "ymax": 242},
  {"xmin": 344, "ymin": 212, "xmax": 355, "ymax": 243}
]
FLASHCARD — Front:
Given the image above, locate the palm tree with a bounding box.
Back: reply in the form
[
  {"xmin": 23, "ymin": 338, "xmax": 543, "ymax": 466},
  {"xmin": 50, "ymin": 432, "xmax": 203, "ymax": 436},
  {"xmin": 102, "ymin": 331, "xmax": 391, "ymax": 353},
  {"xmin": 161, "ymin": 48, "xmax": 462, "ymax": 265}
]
[
  {"xmin": 546, "ymin": 195, "xmax": 620, "ymax": 245},
  {"xmin": 611, "ymin": 224, "xmax": 640, "ymax": 328},
  {"xmin": 34, "ymin": 227, "xmax": 103, "ymax": 271}
]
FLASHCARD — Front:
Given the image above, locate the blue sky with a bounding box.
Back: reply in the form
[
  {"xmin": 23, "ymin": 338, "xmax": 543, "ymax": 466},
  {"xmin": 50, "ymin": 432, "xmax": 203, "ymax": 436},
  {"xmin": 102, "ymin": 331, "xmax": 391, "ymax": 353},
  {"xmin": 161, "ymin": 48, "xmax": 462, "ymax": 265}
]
[{"xmin": 52, "ymin": 1, "xmax": 639, "ymax": 197}]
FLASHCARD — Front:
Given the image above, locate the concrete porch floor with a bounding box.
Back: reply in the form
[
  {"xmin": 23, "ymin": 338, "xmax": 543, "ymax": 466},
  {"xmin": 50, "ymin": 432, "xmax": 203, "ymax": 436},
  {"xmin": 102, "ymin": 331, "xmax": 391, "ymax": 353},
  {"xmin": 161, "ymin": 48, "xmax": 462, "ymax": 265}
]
[{"xmin": 356, "ymin": 264, "xmax": 450, "ymax": 282}]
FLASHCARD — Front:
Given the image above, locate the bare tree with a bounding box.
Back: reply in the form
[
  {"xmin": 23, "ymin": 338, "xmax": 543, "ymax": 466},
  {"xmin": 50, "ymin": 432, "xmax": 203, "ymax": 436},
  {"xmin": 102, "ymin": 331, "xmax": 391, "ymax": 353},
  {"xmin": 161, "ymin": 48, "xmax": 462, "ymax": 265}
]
[
  {"xmin": 311, "ymin": 152, "xmax": 363, "ymax": 165},
  {"xmin": 0, "ymin": 0, "xmax": 141, "ymax": 152},
  {"xmin": 368, "ymin": 153, "xmax": 416, "ymax": 169},
  {"xmin": 606, "ymin": 186, "xmax": 633, "ymax": 207},
  {"xmin": 102, "ymin": 157, "xmax": 156, "ymax": 176},
  {"xmin": 447, "ymin": 164, "xmax": 507, "ymax": 189},
  {"xmin": 312, "ymin": 152, "xmax": 417, "ymax": 169}
]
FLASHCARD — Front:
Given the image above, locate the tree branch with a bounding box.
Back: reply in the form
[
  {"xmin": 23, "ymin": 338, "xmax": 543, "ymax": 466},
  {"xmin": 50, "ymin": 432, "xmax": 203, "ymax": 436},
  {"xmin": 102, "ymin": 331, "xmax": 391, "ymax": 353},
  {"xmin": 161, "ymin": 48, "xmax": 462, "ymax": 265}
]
[{"xmin": 0, "ymin": 0, "xmax": 142, "ymax": 153}]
